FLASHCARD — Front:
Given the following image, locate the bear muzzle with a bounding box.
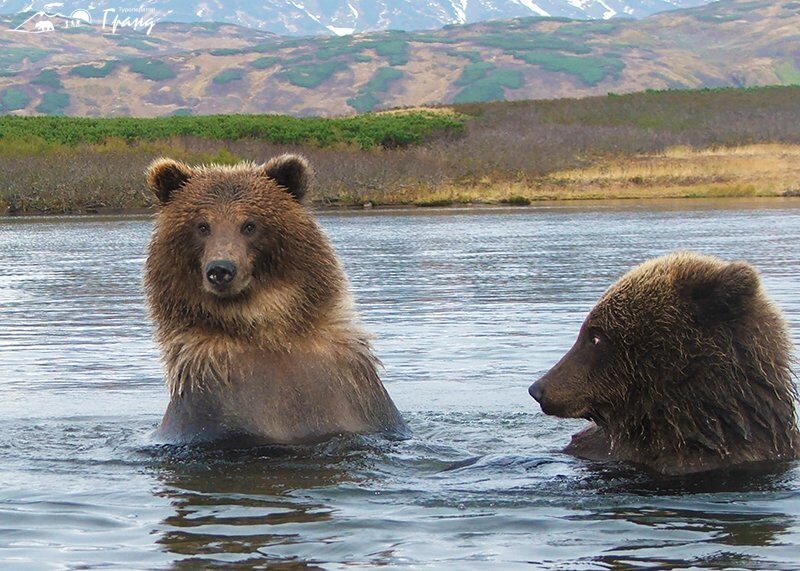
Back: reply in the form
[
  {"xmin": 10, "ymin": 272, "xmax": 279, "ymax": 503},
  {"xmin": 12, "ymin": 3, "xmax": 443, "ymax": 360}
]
[
  {"xmin": 529, "ymin": 369, "xmax": 592, "ymax": 420},
  {"xmin": 529, "ymin": 378, "xmax": 564, "ymax": 416}
]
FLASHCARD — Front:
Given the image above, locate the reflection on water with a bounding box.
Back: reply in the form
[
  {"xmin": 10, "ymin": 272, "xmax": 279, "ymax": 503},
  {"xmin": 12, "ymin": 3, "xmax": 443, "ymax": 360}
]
[{"xmin": 0, "ymin": 199, "xmax": 799, "ymax": 569}]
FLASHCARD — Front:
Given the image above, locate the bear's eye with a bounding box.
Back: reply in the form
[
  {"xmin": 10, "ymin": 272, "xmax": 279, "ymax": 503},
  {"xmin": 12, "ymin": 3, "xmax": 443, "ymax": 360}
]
[
  {"xmin": 241, "ymin": 221, "xmax": 257, "ymax": 236},
  {"xmin": 197, "ymin": 222, "xmax": 211, "ymax": 236},
  {"xmin": 587, "ymin": 328, "xmax": 603, "ymax": 347}
]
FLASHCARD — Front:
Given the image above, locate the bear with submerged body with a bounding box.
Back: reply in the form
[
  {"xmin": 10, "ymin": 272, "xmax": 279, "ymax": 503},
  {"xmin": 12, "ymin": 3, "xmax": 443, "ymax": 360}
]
[
  {"xmin": 530, "ymin": 251, "xmax": 800, "ymax": 475},
  {"xmin": 144, "ymin": 154, "xmax": 406, "ymax": 445}
]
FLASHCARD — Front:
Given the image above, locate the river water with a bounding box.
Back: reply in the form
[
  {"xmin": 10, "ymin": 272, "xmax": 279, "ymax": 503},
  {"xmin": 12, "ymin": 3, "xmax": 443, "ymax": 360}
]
[{"xmin": 1, "ymin": 199, "xmax": 799, "ymax": 570}]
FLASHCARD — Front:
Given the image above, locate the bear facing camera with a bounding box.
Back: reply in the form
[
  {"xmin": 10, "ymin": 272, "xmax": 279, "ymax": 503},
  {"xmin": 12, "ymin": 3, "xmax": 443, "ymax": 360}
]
[
  {"xmin": 144, "ymin": 154, "xmax": 407, "ymax": 446},
  {"xmin": 529, "ymin": 251, "xmax": 799, "ymax": 475}
]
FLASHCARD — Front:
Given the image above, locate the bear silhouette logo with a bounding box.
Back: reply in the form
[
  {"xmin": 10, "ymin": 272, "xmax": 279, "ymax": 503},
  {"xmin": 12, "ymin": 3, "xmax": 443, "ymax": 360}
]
[{"xmin": 35, "ymin": 20, "xmax": 55, "ymax": 32}]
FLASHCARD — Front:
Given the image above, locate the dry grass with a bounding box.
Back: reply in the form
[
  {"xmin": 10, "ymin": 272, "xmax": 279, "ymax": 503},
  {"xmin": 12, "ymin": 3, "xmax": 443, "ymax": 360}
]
[
  {"xmin": 538, "ymin": 144, "xmax": 800, "ymax": 199},
  {"xmin": 366, "ymin": 144, "xmax": 800, "ymax": 206}
]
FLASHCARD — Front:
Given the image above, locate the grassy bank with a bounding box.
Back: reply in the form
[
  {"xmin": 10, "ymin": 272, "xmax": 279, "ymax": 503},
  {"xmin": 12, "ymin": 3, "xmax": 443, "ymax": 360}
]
[
  {"xmin": 405, "ymin": 144, "xmax": 800, "ymax": 206},
  {"xmin": 2, "ymin": 86, "xmax": 800, "ymax": 214}
]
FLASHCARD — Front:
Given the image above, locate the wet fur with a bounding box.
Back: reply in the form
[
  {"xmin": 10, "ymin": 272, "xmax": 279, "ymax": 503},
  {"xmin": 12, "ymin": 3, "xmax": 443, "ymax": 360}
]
[
  {"xmin": 145, "ymin": 156, "xmax": 406, "ymax": 445},
  {"xmin": 534, "ymin": 252, "xmax": 799, "ymax": 475}
]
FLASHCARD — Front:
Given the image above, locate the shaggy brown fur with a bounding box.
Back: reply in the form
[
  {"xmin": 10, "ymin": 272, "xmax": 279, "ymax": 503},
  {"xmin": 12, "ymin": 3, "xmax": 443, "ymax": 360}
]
[
  {"xmin": 144, "ymin": 154, "xmax": 406, "ymax": 445},
  {"xmin": 529, "ymin": 251, "xmax": 799, "ymax": 475}
]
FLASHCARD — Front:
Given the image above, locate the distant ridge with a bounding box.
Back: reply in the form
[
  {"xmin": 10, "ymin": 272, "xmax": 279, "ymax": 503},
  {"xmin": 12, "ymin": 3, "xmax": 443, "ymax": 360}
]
[
  {"xmin": 0, "ymin": 0, "xmax": 798, "ymax": 117},
  {"xmin": 0, "ymin": 0, "xmax": 715, "ymax": 36}
]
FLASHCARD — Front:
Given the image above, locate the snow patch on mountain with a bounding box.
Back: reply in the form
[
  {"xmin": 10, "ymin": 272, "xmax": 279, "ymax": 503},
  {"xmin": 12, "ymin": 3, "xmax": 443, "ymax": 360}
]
[{"xmin": 0, "ymin": 0, "xmax": 719, "ymax": 35}]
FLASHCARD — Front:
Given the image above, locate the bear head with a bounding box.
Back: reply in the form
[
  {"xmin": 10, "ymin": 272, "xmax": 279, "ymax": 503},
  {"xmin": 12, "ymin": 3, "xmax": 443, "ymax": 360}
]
[
  {"xmin": 144, "ymin": 155, "xmax": 345, "ymax": 343},
  {"xmin": 529, "ymin": 251, "xmax": 798, "ymax": 471}
]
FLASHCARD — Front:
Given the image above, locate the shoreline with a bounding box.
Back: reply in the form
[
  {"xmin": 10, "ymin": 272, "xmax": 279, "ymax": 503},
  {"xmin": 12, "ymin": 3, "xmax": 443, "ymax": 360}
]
[{"xmin": 3, "ymin": 195, "xmax": 799, "ymax": 220}]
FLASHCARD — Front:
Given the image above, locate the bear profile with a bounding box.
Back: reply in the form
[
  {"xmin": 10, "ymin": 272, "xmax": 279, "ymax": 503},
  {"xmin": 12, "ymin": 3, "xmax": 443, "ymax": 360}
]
[
  {"xmin": 144, "ymin": 154, "xmax": 406, "ymax": 445},
  {"xmin": 529, "ymin": 251, "xmax": 799, "ymax": 475}
]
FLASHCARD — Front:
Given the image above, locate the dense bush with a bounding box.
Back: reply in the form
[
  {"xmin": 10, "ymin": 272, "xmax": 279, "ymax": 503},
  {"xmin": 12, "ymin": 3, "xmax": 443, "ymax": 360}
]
[
  {"xmin": 127, "ymin": 59, "xmax": 176, "ymax": 81},
  {"xmin": 0, "ymin": 111, "xmax": 466, "ymax": 149},
  {"xmin": 453, "ymin": 69, "xmax": 522, "ymax": 103},
  {"xmin": 251, "ymin": 56, "xmax": 279, "ymax": 69},
  {"xmin": 212, "ymin": 69, "xmax": 245, "ymax": 84},
  {"xmin": 513, "ymin": 53, "xmax": 624, "ymax": 86},
  {"xmin": 347, "ymin": 67, "xmax": 404, "ymax": 112},
  {"xmin": 1, "ymin": 88, "xmax": 30, "ymax": 111},
  {"xmin": 280, "ymin": 61, "xmax": 347, "ymax": 88},
  {"xmin": 0, "ymin": 47, "xmax": 49, "ymax": 67},
  {"xmin": 34, "ymin": 92, "xmax": 70, "ymax": 115},
  {"xmin": 70, "ymin": 61, "xmax": 119, "ymax": 78},
  {"xmin": 31, "ymin": 69, "xmax": 63, "ymax": 90},
  {"xmin": 365, "ymin": 38, "xmax": 409, "ymax": 66}
]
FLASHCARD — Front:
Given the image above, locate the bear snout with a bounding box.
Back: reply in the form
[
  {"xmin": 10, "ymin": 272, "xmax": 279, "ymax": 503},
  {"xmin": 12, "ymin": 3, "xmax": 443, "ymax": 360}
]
[
  {"xmin": 205, "ymin": 260, "xmax": 237, "ymax": 288},
  {"xmin": 528, "ymin": 380, "xmax": 545, "ymax": 403},
  {"xmin": 529, "ymin": 365, "xmax": 590, "ymax": 419},
  {"xmin": 529, "ymin": 378, "xmax": 562, "ymax": 416}
]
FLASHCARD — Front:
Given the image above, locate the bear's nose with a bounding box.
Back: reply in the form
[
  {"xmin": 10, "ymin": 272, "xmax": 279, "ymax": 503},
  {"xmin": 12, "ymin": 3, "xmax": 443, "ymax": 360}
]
[
  {"xmin": 206, "ymin": 260, "xmax": 237, "ymax": 286},
  {"xmin": 528, "ymin": 381, "xmax": 544, "ymax": 403}
]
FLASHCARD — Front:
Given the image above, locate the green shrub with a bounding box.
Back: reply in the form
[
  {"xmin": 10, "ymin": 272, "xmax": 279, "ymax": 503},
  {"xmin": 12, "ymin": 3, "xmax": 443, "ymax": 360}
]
[
  {"xmin": 1, "ymin": 88, "xmax": 30, "ymax": 111},
  {"xmin": 479, "ymin": 33, "xmax": 589, "ymax": 55},
  {"xmin": 513, "ymin": 53, "xmax": 625, "ymax": 85},
  {"xmin": 210, "ymin": 48, "xmax": 245, "ymax": 56},
  {"xmin": 281, "ymin": 61, "xmax": 347, "ymax": 88},
  {"xmin": 251, "ymin": 56, "xmax": 279, "ymax": 69},
  {"xmin": 35, "ymin": 91, "xmax": 70, "ymax": 115},
  {"xmin": 454, "ymin": 62, "xmax": 495, "ymax": 86},
  {"xmin": 446, "ymin": 50, "xmax": 483, "ymax": 63},
  {"xmin": 314, "ymin": 37, "xmax": 363, "ymax": 59},
  {"xmin": 347, "ymin": 93, "xmax": 380, "ymax": 113},
  {"xmin": 0, "ymin": 111, "xmax": 466, "ymax": 149},
  {"xmin": 127, "ymin": 58, "xmax": 176, "ymax": 81},
  {"xmin": 0, "ymin": 47, "xmax": 49, "ymax": 66},
  {"xmin": 212, "ymin": 69, "xmax": 244, "ymax": 84},
  {"xmin": 113, "ymin": 37, "xmax": 158, "ymax": 51},
  {"xmin": 453, "ymin": 70, "xmax": 522, "ymax": 103},
  {"xmin": 31, "ymin": 69, "xmax": 63, "ymax": 90},
  {"xmin": 366, "ymin": 38, "xmax": 409, "ymax": 66},
  {"xmin": 347, "ymin": 67, "xmax": 404, "ymax": 113},
  {"xmin": 70, "ymin": 61, "xmax": 118, "ymax": 78}
]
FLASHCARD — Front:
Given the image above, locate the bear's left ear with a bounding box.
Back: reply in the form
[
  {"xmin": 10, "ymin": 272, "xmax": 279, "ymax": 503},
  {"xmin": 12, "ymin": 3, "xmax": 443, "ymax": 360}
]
[
  {"xmin": 261, "ymin": 154, "xmax": 311, "ymax": 202},
  {"xmin": 679, "ymin": 261, "xmax": 759, "ymax": 323}
]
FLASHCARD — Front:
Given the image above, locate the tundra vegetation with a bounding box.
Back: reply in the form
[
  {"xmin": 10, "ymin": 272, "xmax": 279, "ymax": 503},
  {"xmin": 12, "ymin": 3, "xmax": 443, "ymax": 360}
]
[{"xmin": 1, "ymin": 86, "xmax": 800, "ymax": 214}]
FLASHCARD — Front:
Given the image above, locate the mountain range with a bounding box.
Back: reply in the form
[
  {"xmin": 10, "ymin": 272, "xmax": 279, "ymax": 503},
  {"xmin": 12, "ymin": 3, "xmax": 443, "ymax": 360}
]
[
  {"xmin": 0, "ymin": 0, "xmax": 798, "ymax": 116},
  {"xmin": 0, "ymin": 0, "xmax": 715, "ymax": 35}
]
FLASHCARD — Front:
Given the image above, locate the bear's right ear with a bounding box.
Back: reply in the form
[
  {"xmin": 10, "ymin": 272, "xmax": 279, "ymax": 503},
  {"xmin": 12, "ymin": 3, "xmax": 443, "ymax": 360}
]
[
  {"xmin": 679, "ymin": 261, "xmax": 760, "ymax": 323},
  {"xmin": 146, "ymin": 158, "xmax": 193, "ymax": 205}
]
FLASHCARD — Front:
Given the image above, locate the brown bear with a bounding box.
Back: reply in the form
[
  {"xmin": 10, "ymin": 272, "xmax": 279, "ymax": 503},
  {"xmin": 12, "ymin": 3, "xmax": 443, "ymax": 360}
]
[
  {"xmin": 529, "ymin": 251, "xmax": 799, "ymax": 475},
  {"xmin": 144, "ymin": 154, "xmax": 406, "ymax": 445}
]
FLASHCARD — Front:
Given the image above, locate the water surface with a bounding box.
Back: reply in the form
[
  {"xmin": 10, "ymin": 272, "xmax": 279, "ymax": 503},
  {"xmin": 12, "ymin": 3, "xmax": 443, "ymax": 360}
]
[{"xmin": 1, "ymin": 198, "xmax": 799, "ymax": 569}]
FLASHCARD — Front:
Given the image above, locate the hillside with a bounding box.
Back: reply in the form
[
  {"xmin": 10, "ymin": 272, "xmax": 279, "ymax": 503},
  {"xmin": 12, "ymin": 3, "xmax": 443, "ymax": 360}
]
[{"xmin": 0, "ymin": 0, "xmax": 799, "ymax": 116}]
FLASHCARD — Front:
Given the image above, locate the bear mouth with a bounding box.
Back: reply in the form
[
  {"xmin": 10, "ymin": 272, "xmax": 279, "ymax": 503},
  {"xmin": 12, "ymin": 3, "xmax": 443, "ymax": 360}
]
[
  {"xmin": 583, "ymin": 409, "xmax": 606, "ymax": 426},
  {"xmin": 203, "ymin": 277, "xmax": 252, "ymax": 298}
]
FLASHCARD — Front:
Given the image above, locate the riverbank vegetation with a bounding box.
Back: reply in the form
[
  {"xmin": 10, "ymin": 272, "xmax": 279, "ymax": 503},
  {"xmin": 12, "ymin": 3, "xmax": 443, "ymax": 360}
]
[{"xmin": 2, "ymin": 86, "xmax": 800, "ymax": 214}]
